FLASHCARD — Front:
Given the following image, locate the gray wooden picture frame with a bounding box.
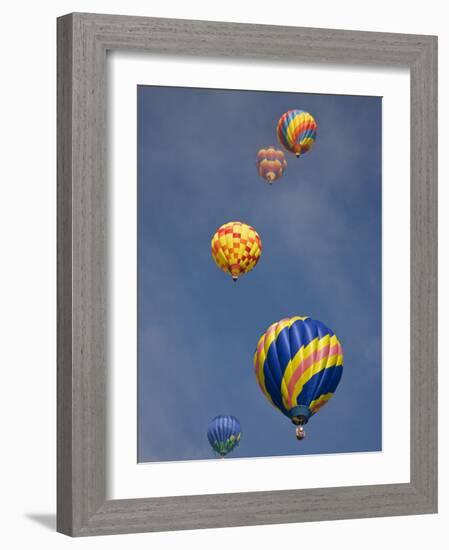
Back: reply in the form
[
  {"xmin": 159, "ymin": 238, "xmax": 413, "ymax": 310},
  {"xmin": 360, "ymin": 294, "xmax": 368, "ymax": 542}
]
[{"xmin": 57, "ymin": 12, "xmax": 437, "ymax": 537}]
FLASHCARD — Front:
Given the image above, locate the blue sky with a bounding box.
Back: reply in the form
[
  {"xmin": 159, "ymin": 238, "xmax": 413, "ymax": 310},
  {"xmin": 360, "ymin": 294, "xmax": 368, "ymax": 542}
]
[{"xmin": 137, "ymin": 85, "xmax": 382, "ymax": 462}]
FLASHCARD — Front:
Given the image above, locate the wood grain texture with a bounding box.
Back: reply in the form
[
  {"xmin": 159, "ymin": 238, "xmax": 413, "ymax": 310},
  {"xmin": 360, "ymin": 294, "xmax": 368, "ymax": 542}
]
[
  {"xmin": 57, "ymin": 13, "xmax": 74, "ymax": 536},
  {"xmin": 57, "ymin": 12, "xmax": 438, "ymax": 536},
  {"xmin": 409, "ymin": 36, "xmax": 438, "ymax": 509}
]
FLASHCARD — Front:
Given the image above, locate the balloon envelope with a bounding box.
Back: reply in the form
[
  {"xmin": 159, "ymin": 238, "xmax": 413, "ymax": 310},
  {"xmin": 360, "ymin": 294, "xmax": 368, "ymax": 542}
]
[
  {"xmin": 254, "ymin": 316, "xmax": 343, "ymax": 425},
  {"xmin": 207, "ymin": 415, "xmax": 242, "ymax": 457},
  {"xmin": 211, "ymin": 221, "xmax": 262, "ymax": 281},
  {"xmin": 277, "ymin": 110, "xmax": 317, "ymax": 157}
]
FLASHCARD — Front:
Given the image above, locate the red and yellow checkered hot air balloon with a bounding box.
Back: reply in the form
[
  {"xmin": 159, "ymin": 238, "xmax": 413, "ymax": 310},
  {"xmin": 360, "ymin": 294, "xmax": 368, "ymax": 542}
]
[
  {"xmin": 256, "ymin": 146, "xmax": 287, "ymax": 184},
  {"xmin": 277, "ymin": 109, "xmax": 317, "ymax": 158},
  {"xmin": 211, "ymin": 221, "xmax": 262, "ymax": 282}
]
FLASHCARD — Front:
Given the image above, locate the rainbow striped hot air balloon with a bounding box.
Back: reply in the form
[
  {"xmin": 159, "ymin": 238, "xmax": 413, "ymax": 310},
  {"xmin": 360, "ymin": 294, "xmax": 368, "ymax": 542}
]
[
  {"xmin": 256, "ymin": 146, "xmax": 287, "ymax": 184},
  {"xmin": 211, "ymin": 221, "xmax": 262, "ymax": 282},
  {"xmin": 207, "ymin": 415, "xmax": 242, "ymax": 458},
  {"xmin": 277, "ymin": 109, "xmax": 317, "ymax": 158},
  {"xmin": 254, "ymin": 316, "xmax": 343, "ymax": 440}
]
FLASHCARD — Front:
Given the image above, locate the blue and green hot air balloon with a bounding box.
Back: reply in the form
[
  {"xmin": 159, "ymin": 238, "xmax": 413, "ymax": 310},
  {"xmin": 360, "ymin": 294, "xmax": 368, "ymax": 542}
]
[
  {"xmin": 254, "ymin": 316, "xmax": 343, "ymax": 440},
  {"xmin": 207, "ymin": 415, "xmax": 242, "ymax": 457}
]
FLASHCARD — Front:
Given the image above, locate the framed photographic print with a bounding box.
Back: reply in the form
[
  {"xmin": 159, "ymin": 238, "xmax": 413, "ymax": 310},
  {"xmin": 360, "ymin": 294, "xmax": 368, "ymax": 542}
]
[{"xmin": 57, "ymin": 13, "xmax": 437, "ymax": 536}]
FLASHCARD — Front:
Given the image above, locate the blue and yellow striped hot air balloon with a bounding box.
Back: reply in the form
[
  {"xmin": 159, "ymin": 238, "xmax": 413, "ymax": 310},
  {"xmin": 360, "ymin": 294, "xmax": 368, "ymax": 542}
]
[
  {"xmin": 254, "ymin": 316, "xmax": 343, "ymax": 440},
  {"xmin": 277, "ymin": 110, "xmax": 317, "ymax": 158},
  {"xmin": 207, "ymin": 415, "xmax": 242, "ymax": 457}
]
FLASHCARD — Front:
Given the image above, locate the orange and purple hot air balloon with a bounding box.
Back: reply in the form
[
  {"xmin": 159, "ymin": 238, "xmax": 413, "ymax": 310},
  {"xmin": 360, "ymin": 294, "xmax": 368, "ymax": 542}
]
[
  {"xmin": 256, "ymin": 146, "xmax": 287, "ymax": 185},
  {"xmin": 277, "ymin": 110, "xmax": 317, "ymax": 158}
]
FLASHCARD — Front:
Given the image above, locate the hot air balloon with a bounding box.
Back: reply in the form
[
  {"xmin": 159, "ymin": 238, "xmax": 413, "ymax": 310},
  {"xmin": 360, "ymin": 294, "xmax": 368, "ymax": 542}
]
[
  {"xmin": 211, "ymin": 221, "xmax": 262, "ymax": 282},
  {"xmin": 207, "ymin": 415, "xmax": 242, "ymax": 457},
  {"xmin": 254, "ymin": 316, "xmax": 343, "ymax": 440},
  {"xmin": 256, "ymin": 146, "xmax": 287, "ymax": 184},
  {"xmin": 277, "ymin": 110, "xmax": 317, "ymax": 158}
]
